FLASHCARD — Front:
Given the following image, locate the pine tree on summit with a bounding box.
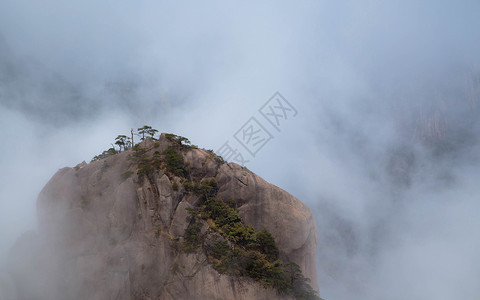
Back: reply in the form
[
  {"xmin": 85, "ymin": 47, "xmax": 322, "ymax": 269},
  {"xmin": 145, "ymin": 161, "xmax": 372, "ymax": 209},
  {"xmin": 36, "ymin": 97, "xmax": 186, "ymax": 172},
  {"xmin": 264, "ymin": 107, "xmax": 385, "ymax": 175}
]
[
  {"xmin": 137, "ymin": 126, "xmax": 150, "ymax": 141},
  {"xmin": 147, "ymin": 127, "xmax": 159, "ymax": 139},
  {"xmin": 115, "ymin": 135, "xmax": 128, "ymax": 151},
  {"xmin": 137, "ymin": 125, "xmax": 158, "ymax": 141}
]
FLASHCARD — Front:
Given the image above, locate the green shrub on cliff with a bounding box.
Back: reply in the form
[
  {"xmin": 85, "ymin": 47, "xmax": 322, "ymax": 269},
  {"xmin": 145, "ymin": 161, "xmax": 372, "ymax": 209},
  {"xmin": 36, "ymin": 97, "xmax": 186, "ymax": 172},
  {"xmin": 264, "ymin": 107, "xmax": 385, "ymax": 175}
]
[
  {"xmin": 165, "ymin": 133, "xmax": 198, "ymax": 150},
  {"xmin": 162, "ymin": 146, "xmax": 187, "ymax": 177},
  {"xmin": 256, "ymin": 229, "xmax": 279, "ymax": 261},
  {"xmin": 183, "ymin": 218, "xmax": 203, "ymax": 252},
  {"xmin": 91, "ymin": 147, "xmax": 118, "ymax": 162}
]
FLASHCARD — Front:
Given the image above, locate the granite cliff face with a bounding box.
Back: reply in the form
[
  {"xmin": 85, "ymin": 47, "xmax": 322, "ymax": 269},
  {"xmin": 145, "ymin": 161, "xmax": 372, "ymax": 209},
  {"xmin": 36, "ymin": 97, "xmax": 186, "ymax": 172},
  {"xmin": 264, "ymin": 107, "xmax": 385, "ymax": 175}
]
[{"xmin": 6, "ymin": 134, "xmax": 318, "ymax": 300}]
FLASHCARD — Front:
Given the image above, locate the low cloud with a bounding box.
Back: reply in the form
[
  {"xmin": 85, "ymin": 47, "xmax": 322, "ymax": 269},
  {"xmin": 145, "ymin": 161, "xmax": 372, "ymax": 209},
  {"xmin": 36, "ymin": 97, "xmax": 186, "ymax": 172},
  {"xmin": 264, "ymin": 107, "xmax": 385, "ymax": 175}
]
[{"xmin": 1, "ymin": 1, "xmax": 480, "ymax": 299}]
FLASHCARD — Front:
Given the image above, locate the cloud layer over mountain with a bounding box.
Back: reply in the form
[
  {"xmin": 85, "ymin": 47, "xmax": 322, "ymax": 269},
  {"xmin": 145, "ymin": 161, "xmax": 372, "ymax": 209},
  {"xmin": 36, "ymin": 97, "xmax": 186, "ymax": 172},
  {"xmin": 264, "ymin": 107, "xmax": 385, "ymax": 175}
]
[{"xmin": 1, "ymin": 1, "xmax": 480, "ymax": 299}]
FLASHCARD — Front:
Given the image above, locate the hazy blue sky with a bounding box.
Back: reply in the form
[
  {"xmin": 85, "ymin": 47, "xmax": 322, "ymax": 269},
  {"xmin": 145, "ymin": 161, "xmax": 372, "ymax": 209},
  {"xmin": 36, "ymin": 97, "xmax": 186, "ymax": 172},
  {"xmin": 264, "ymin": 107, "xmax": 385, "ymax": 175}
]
[{"xmin": 1, "ymin": 1, "xmax": 480, "ymax": 299}]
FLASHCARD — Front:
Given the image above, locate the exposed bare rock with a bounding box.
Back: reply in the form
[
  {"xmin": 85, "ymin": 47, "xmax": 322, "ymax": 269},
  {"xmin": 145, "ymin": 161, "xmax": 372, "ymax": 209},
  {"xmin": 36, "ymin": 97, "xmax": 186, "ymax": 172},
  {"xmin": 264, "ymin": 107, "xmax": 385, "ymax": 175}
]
[{"xmin": 6, "ymin": 133, "xmax": 318, "ymax": 299}]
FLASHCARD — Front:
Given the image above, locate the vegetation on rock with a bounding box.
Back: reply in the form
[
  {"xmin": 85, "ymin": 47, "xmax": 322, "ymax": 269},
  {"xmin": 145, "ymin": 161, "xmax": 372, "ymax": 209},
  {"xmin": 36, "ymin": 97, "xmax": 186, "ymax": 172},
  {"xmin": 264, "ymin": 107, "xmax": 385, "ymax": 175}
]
[
  {"xmin": 90, "ymin": 125, "xmax": 160, "ymax": 162},
  {"xmin": 119, "ymin": 170, "xmax": 134, "ymax": 182},
  {"xmin": 165, "ymin": 133, "xmax": 198, "ymax": 150},
  {"xmin": 91, "ymin": 147, "xmax": 118, "ymax": 162},
  {"xmin": 181, "ymin": 178, "xmax": 320, "ymax": 300},
  {"xmin": 162, "ymin": 146, "xmax": 188, "ymax": 177}
]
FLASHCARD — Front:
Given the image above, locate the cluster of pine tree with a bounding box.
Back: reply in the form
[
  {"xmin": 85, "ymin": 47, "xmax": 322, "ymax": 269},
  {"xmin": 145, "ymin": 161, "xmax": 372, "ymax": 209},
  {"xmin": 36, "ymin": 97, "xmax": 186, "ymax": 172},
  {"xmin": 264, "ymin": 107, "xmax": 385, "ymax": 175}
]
[{"xmin": 91, "ymin": 125, "xmax": 158, "ymax": 162}]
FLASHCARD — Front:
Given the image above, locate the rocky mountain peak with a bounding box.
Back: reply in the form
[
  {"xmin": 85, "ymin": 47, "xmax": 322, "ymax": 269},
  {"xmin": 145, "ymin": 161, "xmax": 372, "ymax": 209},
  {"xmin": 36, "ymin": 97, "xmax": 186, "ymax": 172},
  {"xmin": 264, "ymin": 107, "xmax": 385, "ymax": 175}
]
[{"xmin": 6, "ymin": 132, "xmax": 320, "ymax": 300}]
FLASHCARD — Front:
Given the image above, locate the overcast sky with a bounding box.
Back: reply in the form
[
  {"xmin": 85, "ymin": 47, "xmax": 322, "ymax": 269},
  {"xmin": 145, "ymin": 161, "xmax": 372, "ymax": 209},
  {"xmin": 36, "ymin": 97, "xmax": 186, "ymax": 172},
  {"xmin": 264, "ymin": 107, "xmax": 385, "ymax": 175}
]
[{"xmin": 1, "ymin": 1, "xmax": 480, "ymax": 299}]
